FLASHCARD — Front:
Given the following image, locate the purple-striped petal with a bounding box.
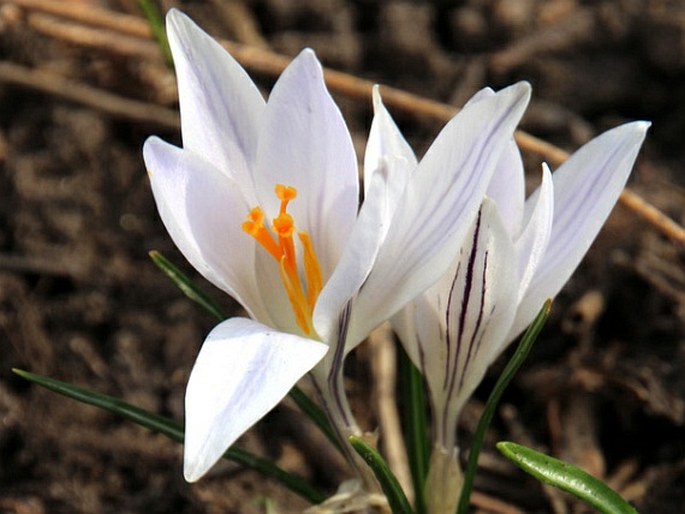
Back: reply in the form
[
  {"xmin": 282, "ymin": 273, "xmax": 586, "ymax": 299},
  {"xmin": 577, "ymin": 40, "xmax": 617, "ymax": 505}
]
[
  {"xmin": 509, "ymin": 121, "xmax": 650, "ymax": 339},
  {"xmin": 398, "ymin": 200, "xmax": 518, "ymax": 448},
  {"xmin": 349, "ymin": 82, "xmax": 531, "ymax": 348}
]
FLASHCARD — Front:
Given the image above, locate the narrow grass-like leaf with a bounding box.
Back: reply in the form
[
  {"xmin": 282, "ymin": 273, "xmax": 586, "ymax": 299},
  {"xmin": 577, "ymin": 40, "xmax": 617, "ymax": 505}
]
[
  {"xmin": 349, "ymin": 435, "xmax": 413, "ymax": 514},
  {"xmin": 497, "ymin": 442, "xmax": 638, "ymax": 514},
  {"xmin": 137, "ymin": 0, "xmax": 173, "ymax": 68},
  {"xmin": 149, "ymin": 250, "xmax": 226, "ymax": 322},
  {"xmin": 457, "ymin": 300, "xmax": 552, "ymax": 514},
  {"xmin": 13, "ymin": 368, "xmax": 326, "ymax": 505},
  {"xmin": 288, "ymin": 386, "xmax": 343, "ymax": 454},
  {"xmin": 398, "ymin": 343, "xmax": 429, "ymax": 514}
]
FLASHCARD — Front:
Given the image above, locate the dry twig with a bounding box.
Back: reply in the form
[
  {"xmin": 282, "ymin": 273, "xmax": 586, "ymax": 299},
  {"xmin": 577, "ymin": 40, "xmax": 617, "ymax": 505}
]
[
  {"xmin": 0, "ymin": 61, "xmax": 180, "ymax": 128},
  {"xmin": 4, "ymin": 0, "xmax": 685, "ymax": 247},
  {"xmin": 6, "ymin": 0, "xmax": 152, "ymax": 37},
  {"xmin": 26, "ymin": 12, "xmax": 160, "ymax": 60},
  {"xmin": 470, "ymin": 491, "xmax": 526, "ymax": 514},
  {"xmin": 367, "ymin": 323, "xmax": 412, "ymax": 502}
]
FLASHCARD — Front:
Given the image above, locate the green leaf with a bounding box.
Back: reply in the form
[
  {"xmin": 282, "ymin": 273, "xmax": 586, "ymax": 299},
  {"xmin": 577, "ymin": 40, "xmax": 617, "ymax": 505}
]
[
  {"xmin": 497, "ymin": 442, "xmax": 638, "ymax": 514},
  {"xmin": 288, "ymin": 386, "xmax": 343, "ymax": 454},
  {"xmin": 137, "ymin": 0, "xmax": 174, "ymax": 68},
  {"xmin": 12, "ymin": 368, "xmax": 326, "ymax": 505},
  {"xmin": 349, "ymin": 435, "xmax": 413, "ymax": 514},
  {"xmin": 398, "ymin": 342, "xmax": 429, "ymax": 514},
  {"xmin": 457, "ymin": 299, "xmax": 552, "ymax": 514},
  {"xmin": 149, "ymin": 250, "xmax": 226, "ymax": 322}
]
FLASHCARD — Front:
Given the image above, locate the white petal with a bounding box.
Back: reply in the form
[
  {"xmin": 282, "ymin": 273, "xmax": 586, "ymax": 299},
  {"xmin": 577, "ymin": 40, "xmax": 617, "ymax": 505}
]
[
  {"xmin": 513, "ymin": 164, "xmax": 554, "ymax": 302},
  {"xmin": 349, "ymin": 82, "xmax": 532, "ymax": 346},
  {"xmin": 395, "ymin": 201, "xmax": 519, "ymax": 448},
  {"xmin": 313, "ymin": 163, "xmax": 390, "ymax": 350},
  {"xmin": 166, "ymin": 10, "xmax": 264, "ymax": 189},
  {"xmin": 254, "ymin": 49, "xmax": 359, "ymax": 279},
  {"xmin": 429, "ymin": 201, "xmax": 518, "ymax": 423},
  {"xmin": 391, "ymin": 294, "xmax": 443, "ymax": 381},
  {"xmin": 363, "ymin": 86, "xmax": 417, "ymax": 197},
  {"xmin": 183, "ymin": 318, "xmax": 327, "ymax": 482},
  {"xmin": 362, "ymin": 89, "xmax": 416, "ymax": 244},
  {"xmin": 462, "ymin": 87, "xmax": 496, "ymax": 106},
  {"xmin": 252, "ymin": 248, "xmax": 301, "ymax": 334},
  {"xmin": 510, "ymin": 121, "xmax": 650, "ymax": 339},
  {"xmin": 144, "ymin": 137, "xmax": 271, "ymax": 323},
  {"xmin": 486, "ymin": 139, "xmax": 526, "ymax": 238}
]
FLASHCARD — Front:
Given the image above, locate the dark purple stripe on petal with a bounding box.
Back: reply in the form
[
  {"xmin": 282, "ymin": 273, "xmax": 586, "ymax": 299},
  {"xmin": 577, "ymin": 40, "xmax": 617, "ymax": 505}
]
[
  {"xmin": 458, "ymin": 250, "xmax": 488, "ymax": 392},
  {"xmin": 443, "ymin": 259, "xmax": 462, "ymax": 389},
  {"xmin": 328, "ymin": 300, "xmax": 352, "ymax": 426},
  {"xmin": 446, "ymin": 209, "xmax": 482, "ymax": 394}
]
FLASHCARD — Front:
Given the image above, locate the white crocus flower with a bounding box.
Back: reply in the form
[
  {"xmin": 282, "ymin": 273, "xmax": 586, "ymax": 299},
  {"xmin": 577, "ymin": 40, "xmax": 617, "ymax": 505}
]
[
  {"xmin": 144, "ymin": 9, "xmax": 531, "ymax": 483},
  {"xmin": 392, "ymin": 89, "xmax": 650, "ymax": 514}
]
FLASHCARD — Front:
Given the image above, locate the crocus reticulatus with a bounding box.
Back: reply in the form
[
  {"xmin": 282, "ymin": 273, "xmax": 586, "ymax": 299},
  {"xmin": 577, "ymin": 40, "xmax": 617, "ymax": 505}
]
[
  {"xmin": 144, "ymin": 10, "xmax": 531, "ymax": 483},
  {"xmin": 392, "ymin": 88, "xmax": 650, "ymax": 513}
]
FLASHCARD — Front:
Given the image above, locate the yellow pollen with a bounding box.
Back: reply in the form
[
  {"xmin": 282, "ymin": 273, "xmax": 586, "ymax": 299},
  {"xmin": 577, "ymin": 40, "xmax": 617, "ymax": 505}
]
[{"xmin": 242, "ymin": 184, "xmax": 323, "ymax": 336}]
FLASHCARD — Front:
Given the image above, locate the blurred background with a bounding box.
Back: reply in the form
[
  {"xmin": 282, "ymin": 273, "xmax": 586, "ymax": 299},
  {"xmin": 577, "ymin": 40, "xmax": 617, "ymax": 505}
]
[{"xmin": 0, "ymin": 0, "xmax": 684, "ymax": 512}]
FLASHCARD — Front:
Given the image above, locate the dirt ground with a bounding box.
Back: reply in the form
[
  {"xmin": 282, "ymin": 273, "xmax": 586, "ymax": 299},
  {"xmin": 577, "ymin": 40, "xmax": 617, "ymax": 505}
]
[{"xmin": 1, "ymin": 0, "xmax": 684, "ymax": 512}]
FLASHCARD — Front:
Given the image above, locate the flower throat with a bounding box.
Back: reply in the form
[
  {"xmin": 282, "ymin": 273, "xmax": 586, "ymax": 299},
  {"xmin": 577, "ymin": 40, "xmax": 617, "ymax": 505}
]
[{"xmin": 242, "ymin": 185, "xmax": 323, "ymax": 336}]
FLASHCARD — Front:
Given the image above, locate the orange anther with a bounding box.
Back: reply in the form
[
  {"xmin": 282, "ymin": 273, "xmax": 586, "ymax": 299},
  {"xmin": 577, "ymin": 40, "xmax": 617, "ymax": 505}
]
[
  {"xmin": 242, "ymin": 207, "xmax": 281, "ymax": 261},
  {"xmin": 276, "ymin": 184, "xmax": 297, "ymax": 214},
  {"xmin": 273, "ymin": 212, "xmax": 295, "ymax": 238},
  {"xmin": 299, "ymin": 232, "xmax": 323, "ymax": 309},
  {"xmin": 275, "ymin": 184, "xmax": 297, "ymax": 201},
  {"xmin": 242, "ymin": 184, "xmax": 323, "ymax": 337},
  {"xmin": 242, "ymin": 207, "xmax": 266, "ymax": 235}
]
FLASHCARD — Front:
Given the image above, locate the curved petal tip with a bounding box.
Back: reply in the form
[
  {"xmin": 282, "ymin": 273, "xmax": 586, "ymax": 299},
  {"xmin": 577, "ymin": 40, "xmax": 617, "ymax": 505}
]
[{"xmin": 182, "ymin": 318, "xmax": 327, "ymax": 482}]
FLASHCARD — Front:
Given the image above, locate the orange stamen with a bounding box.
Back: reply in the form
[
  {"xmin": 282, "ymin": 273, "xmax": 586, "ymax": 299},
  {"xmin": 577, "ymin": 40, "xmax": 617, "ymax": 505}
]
[
  {"xmin": 242, "ymin": 207, "xmax": 281, "ymax": 261},
  {"xmin": 242, "ymin": 185, "xmax": 324, "ymax": 336},
  {"xmin": 273, "ymin": 212, "xmax": 298, "ymax": 280},
  {"xmin": 276, "ymin": 184, "xmax": 297, "ymax": 214},
  {"xmin": 299, "ymin": 232, "xmax": 323, "ymax": 309},
  {"xmin": 279, "ymin": 257, "xmax": 313, "ymax": 334}
]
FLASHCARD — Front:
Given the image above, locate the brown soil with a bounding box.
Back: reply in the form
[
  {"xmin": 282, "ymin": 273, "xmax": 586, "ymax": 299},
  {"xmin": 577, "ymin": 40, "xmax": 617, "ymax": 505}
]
[{"xmin": 1, "ymin": 0, "xmax": 684, "ymax": 513}]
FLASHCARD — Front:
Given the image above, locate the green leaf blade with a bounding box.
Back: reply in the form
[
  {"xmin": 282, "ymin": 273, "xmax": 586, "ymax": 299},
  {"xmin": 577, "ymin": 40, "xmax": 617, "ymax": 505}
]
[
  {"xmin": 399, "ymin": 343, "xmax": 429, "ymax": 514},
  {"xmin": 149, "ymin": 250, "xmax": 226, "ymax": 322},
  {"xmin": 457, "ymin": 299, "xmax": 552, "ymax": 514},
  {"xmin": 12, "ymin": 368, "xmax": 325, "ymax": 505},
  {"xmin": 288, "ymin": 386, "xmax": 344, "ymax": 454},
  {"xmin": 137, "ymin": 0, "xmax": 174, "ymax": 68},
  {"xmin": 349, "ymin": 435, "xmax": 413, "ymax": 514},
  {"xmin": 497, "ymin": 441, "xmax": 638, "ymax": 514}
]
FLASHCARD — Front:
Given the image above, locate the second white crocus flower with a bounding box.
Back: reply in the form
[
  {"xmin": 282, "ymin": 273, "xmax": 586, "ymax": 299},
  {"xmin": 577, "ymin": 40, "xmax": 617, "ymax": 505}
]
[
  {"xmin": 392, "ymin": 89, "xmax": 650, "ymax": 513},
  {"xmin": 144, "ymin": 10, "xmax": 531, "ymax": 483}
]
